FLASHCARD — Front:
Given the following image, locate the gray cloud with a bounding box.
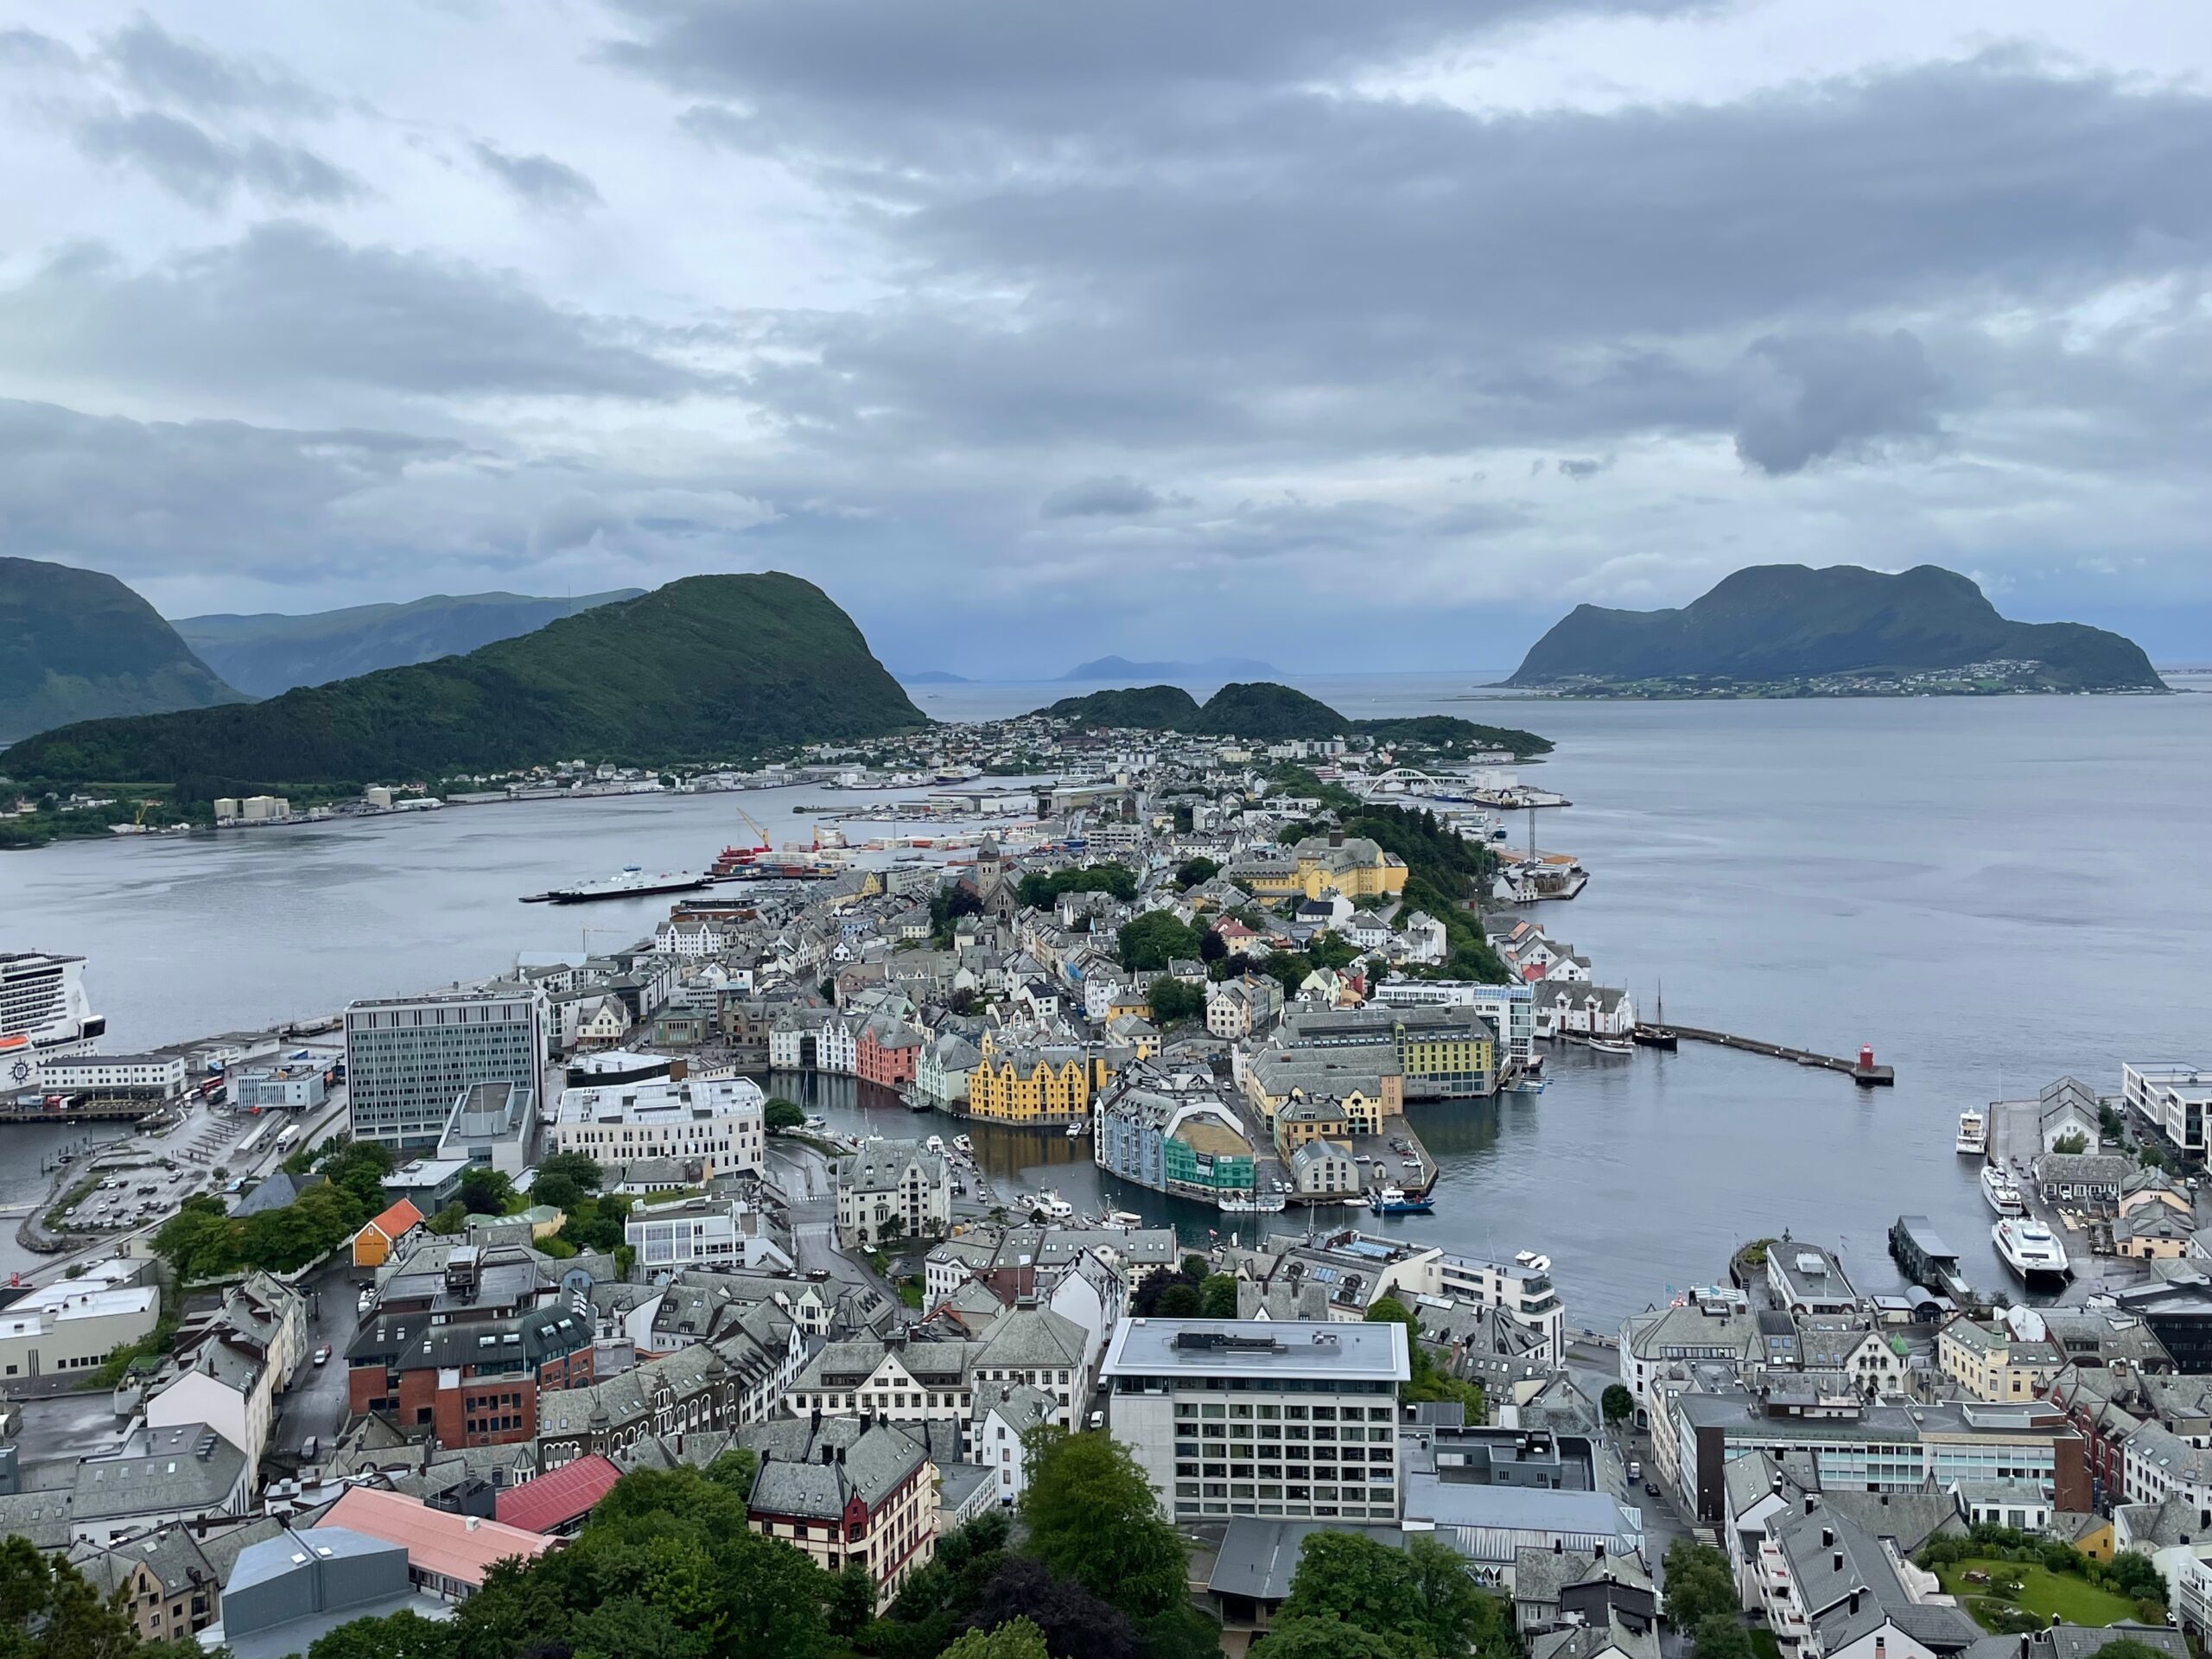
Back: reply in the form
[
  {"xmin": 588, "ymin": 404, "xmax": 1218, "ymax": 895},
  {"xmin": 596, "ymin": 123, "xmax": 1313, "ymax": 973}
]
[
  {"xmin": 471, "ymin": 142, "xmax": 602, "ymax": 213},
  {"xmin": 77, "ymin": 110, "xmax": 360, "ymax": 207},
  {"xmin": 1557, "ymin": 456, "xmax": 1614, "ymax": 480},
  {"xmin": 100, "ymin": 15, "xmax": 323, "ymax": 115},
  {"xmin": 0, "ymin": 28, "xmax": 77, "ymax": 70},
  {"xmin": 1733, "ymin": 329, "xmax": 1944, "ymax": 475},
  {"xmin": 0, "ymin": 223, "xmax": 713, "ymax": 402},
  {"xmin": 1039, "ymin": 475, "xmax": 1173, "ymax": 518}
]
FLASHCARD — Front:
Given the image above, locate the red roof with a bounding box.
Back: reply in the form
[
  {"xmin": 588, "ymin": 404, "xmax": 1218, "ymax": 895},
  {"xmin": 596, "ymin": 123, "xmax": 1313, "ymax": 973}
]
[
  {"xmin": 494, "ymin": 1455, "xmax": 623, "ymax": 1535},
  {"xmin": 363, "ymin": 1198, "xmax": 424, "ymax": 1241}
]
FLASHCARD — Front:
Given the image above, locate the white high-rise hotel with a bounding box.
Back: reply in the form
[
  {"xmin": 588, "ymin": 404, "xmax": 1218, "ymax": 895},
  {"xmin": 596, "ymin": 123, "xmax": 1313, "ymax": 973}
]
[{"xmin": 345, "ymin": 983, "xmax": 548, "ymax": 1147}]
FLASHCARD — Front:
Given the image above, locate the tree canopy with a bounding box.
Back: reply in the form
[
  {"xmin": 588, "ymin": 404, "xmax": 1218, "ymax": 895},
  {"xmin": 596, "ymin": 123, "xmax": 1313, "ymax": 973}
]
[
  {"xmin": 1117, "ymin": 912, "xmax": 1205, "ymax": 973},
  {"xmin": 1018, "ymin": 1428, "xmax": 1191, "ymax": 1619},
  {"xmin": 1272, "ymin": 1531, "xmax": 1513, "ymax": 1659}
]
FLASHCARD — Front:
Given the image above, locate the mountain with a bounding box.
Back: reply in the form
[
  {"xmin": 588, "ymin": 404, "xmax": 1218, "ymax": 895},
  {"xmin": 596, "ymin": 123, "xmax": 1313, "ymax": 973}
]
[
  {"xmin": 173, "ymin": 589, "xmax": 644, "ymax": 697},
  {"xmin": 896, "ymin": 670, "xmax": 971, "ymax": 684},
  {"xmin": 1505, "ymin": 563, "xmax": 2164, "ymax": 692},
  {"xmin": 1042, "ymin": 684, "xmax": 1204, "ymax": 728},
  {"xmin": 4, "ymin": 573, "xmax": 925, "ymax": 788},
  {"xmin": 1034, "ymin": 679, "xmax": 1551, "ymax": 755},
  {"xmin": 1060, "ymin": 653, "xmax": 1275, "ymax": 682},
  {"xmin": 0, "ymin": 557, "xmax": 248, "ymax": 742}
]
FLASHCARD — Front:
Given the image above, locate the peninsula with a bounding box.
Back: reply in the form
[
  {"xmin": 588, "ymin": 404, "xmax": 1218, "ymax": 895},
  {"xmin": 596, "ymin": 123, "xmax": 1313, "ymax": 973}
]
[
  {"xmin": 1037, "ymin": 679, "xmax": 1553, "ymax": 755},
  {"xmin": 3, "ymin": 572, "xmax": 925, "ymax": 791},
  {"xmin": 1504, "ymin": 563, "xmax": 2164, "ymax": 696}
]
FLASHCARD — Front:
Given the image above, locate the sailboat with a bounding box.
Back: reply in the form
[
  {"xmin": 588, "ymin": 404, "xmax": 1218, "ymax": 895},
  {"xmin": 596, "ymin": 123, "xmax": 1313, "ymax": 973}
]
[{"xmin": 1633, "ymin": 982, "xmax": 1678, "ymax": 1051}]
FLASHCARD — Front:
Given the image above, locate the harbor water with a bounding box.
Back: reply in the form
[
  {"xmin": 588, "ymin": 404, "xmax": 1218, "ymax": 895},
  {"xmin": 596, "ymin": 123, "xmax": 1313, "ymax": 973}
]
[{"xmin": 8, "ymin": 677, "xmax": 2212, "ymax": 1322}]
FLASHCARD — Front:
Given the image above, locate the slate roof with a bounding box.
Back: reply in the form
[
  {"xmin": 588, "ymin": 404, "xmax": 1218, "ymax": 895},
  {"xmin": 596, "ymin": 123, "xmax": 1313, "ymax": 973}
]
[{"xmin": 744, "ymin": 1419, "xmax": 931, "ymax": 1520}]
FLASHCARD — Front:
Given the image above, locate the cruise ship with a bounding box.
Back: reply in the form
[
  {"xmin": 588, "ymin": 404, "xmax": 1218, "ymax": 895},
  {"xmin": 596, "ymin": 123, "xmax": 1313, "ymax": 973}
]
[
  {"xmin": 1993, "ymin": 1217, "xmax": 2070, "ymax": 1287},
  {"xmin": 1980, "ymin": 1163, "xmax": 2026, "ymax": 1217},
  {"xmin": 524, "ymin": 865, "xmax": 711, "ymax": 905},
  {"xmin": 1955, "ymin": 1109, "xmax": 1987, "ymax": 1155},
  {"xmin": 0, "ymin": 953, "xmax": 105, "ymax": 1077}
]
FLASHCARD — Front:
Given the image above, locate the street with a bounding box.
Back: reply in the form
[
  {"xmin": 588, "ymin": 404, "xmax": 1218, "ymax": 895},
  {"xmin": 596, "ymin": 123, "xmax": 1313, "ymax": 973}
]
[{"xmin": 270, "ymin": 1255, "xmax": 361, "ymax": 1458}]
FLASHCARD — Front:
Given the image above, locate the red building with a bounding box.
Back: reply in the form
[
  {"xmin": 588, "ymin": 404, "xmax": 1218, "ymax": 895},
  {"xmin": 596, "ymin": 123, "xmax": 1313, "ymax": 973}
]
[{"xmin": 856, "ymin": 1020, "xmax": 922, "ymax": 1089}]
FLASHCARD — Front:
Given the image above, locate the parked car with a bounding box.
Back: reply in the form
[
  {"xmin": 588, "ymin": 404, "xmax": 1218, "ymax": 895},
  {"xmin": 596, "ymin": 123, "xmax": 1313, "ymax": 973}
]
[{"xmin": 313, "ymin": 1344, "xmax": 333, "ymax": 1366}]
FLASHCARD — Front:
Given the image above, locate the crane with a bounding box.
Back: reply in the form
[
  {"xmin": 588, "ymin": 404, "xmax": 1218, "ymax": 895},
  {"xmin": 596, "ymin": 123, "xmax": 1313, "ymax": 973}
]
[{"xmin": 733, "ymin": 805, "xmax": 772, "ymax": 855}]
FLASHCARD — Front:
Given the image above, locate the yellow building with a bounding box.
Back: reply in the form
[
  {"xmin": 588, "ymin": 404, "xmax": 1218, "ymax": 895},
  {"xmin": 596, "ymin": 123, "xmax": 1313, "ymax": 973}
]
[
  {"xmin": 1229, "ymin": 830, "xmax": 1408, "ymax": 902},
  {"xmin": 1243, "ymin": 1051, "xmax": 1403, "ymax": 1134},
  {"xmin": 967, "ymin": 1037, "xmax": 1111, "ymax": 1124},
  {"xmin": 1274, "ymin": 1096, "xmax": 1354, "ymax": 1158},
  {"xmin": 1936, "ymin": 1316, "xmax": 2065, "ymax": 1402}
]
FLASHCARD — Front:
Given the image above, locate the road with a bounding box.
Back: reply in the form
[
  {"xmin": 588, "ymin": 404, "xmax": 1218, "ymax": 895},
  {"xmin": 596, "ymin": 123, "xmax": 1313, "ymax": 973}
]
[{"xmin": 270, "ymin": 1255, "xmax": 361, "ymax": 1458}]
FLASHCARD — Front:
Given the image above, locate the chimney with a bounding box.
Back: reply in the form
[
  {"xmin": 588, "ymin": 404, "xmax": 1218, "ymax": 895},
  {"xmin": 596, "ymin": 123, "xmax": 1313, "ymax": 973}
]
[
  {"xmin": 837, "ymin": 1446, "xmax": 847, "ymax": 1465},
  {"xmin": 1594, "ymin": 1541, "xmax": 1605, "ymax": 1560},
  {"xmin": 1849, "ymin": 1591, "xmax": 1859, "ymax": 1616},
  {"xmin": 1329, "ymin": 830, "xmax": 1344, "ymax": 849},
  {"xmin": 2050, "ymin": 1617, "xmax": 2061, "ymax": 1630},
  {"xmin": 1833, "ymin": 1552, "xmax": 1843, "ymax": 1573},
  {"xmin": 1554, "ymin": 1539, "xmax": 1564, "ymax": 1554},
  {"xmin": 1803, "ymin": 1495, "xmax": 1816, "ymax": 1516},
  {"xmin": 822, "ymin": 1446, "xmax": 835, "ymax": 1465},
  {"xmin": 1821, "ymin": 1528, "xmax": 1834, "ymax": 1548}
]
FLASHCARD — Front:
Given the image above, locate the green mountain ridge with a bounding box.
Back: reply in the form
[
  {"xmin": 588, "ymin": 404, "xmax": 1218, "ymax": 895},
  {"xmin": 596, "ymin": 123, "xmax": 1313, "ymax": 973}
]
[
  {"xmin": 0, "ymin": 557, "xmax": 248, "ymax": 742},
  {"xmin": 174, "ymin": 589, "xmax": 645, "ymax": 697},
  {"xmin": 4, "ymin": 572, "xmax": 925, "ymax": 790},
  {"xmin": 1505, "ymin": 563, "xmax": 2164, "ymax": 691},
  {"xmin": 1037, "ymin": 680, "xmax": 1551, "ymax": 756}
]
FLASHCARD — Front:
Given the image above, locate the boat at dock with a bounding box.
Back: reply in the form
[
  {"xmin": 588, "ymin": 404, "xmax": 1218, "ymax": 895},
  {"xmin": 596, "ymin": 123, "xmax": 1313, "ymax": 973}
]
[
  {"xmin": 1993, "ymin": 1217, "xmax": 2070, "ymax": 1287},
  {"xmin": 1217, "ymin": 1193, "xmax": 1287, "ymax": 1214},
  {"xmin": 1367, "ymin": 1185, "xmax": 1435, "ymax": 1217},
  {"xmin": 1955, "ymin": 1110, "xmax": 1988, "ymax": 1155},
  {"xmin": 1634, "ymin": 986, "xmax": 1678, "ymax": 1051},
  {"xmin": 1503, "ymin": 1075, "xmax": 1548, "ymax": 1094},
  {"xmin": 1980, "ymin": 1164, "xmax": 2026, "ymax": 1217},
  {"xmin": 523, "ymin": 864, "xmax": 710, "ymax": 904},
  {"xmin": 1064, "ymin": 1120, "xmax": 1088, "ymax": 1139},
  {"xmin": 1889, "ymin": 1214, "xmax": 1974, "ymax": 1303},
  {"xmin": 1573, "ymin": 1033, "xmax": 1635, "ymax": 1056}
]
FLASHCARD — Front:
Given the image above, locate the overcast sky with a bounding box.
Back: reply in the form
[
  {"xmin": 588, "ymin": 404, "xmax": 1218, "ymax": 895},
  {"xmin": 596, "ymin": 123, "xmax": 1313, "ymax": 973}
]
[{"xmin": 6, "ymin": 2, "xmax": 2212, "ymax": 674}]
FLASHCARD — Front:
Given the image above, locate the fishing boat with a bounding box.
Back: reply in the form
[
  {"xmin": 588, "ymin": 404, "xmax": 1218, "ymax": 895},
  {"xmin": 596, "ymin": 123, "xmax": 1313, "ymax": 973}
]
[
  {"xmin": 1955, "ymin": 1110, "xmax": 1988, "ymax": 1156},
  {"xmin": 1577, "ymin": 1033, "xmax": 1635, "ymax": 1056},
  {"xmin": 1634, "ymin": 984, "xmax": 1679, "ymax": 1051},
  {"xmin": 1368, "ymin": 1185, "xmax": 1436, "ymax": 1217}
]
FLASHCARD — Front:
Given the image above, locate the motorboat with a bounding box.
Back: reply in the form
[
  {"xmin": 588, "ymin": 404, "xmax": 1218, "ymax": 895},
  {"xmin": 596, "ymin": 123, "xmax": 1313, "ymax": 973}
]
[
  {"xmin": 1368, "ymin": 1185, "xmax": 1435, "ymax": 1217},
  {"xmin": 1577, "ymin": 1034, "xmax": 1634, "ymax": 1056},
  {"xmin": 1980, "ymin": 1164, "xmax": 2026, "ymax": 1217},
  {"xmin": 1993, "ymin": 1217, "xmax": 2071, "ymax": 1286},
  {"xmin": 1955, "ymin": 1110, "xmax": 1988, "ymax": 1155}
]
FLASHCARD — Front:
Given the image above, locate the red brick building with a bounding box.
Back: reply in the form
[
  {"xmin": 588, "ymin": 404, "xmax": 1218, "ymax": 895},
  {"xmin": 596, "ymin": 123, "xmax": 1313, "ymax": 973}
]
[{"xmin": 856, "ymin": 1019, "xmax": 922, "ymax": 1089}]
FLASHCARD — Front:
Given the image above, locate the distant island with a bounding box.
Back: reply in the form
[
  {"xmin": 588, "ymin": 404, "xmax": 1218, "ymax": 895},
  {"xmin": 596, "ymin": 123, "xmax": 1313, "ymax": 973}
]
[
  {"xmin": 1504, "ymin": 563, "xmax": 2164, "ymax": 696},
  {"xmin": 1037, "ymin": 679, "xmax": 1551, "ymax": 756},
  {"xmin": 1060, "ymin": 653, "xmax": 1274, "ymax": 682},
  {"xmin": 896, "ymin": 670, "xmax": 972, "ymax": 684},
  {"xmin": 4, "ymin": 574, "xmax": 925, "ymax": 790},
  {"xmin": 174, "ymin": 588, "xmax": 643, "ymax": 698},
  {"xmin": 1, "ymin": 556, "xmax": 248, "ymax": 742}
]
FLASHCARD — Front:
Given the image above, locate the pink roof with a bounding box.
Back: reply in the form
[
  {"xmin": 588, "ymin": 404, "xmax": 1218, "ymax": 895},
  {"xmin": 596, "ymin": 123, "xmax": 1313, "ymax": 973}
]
[
  {"xmin": 323, "ymin": 1486, "xmax": 550, "ymax": 1586},
  {"xmin": 494, "ymin": 1455, "xmax": 622, "ymax": 1535},
  {"xmin": 362, "ymin": 1198, "xmax": 424, "ymax": 1242}
]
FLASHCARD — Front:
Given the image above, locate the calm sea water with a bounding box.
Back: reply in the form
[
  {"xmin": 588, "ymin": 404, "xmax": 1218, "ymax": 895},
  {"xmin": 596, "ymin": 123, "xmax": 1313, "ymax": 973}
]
[{"xmin": 8, "ymin": 675, "xmax": 2209, "ymax": 1320}]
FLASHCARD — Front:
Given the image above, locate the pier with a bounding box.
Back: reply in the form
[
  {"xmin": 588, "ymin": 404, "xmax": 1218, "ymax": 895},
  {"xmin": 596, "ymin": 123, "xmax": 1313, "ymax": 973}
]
[{"xmin": 1670, "ymin": 1026, "xmax": 1895, "ymax": 1085}]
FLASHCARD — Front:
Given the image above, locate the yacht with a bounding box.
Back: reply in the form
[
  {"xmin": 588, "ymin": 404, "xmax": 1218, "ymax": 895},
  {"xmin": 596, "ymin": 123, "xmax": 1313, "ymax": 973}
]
[
  {"xmin": 925, "ymin": 1135, "xmax": 944, "ymax": 1154},
  {"xmin": 1030, "ymin": 1190, "xmax": 1074, "ymax": 1223},
  {"xmin": 1980, "ymin": 1164, "xmax": 2026, "ymax": 1217},
  {"xmin": 1993, "ymin": 1217, "xmax": 2071, "ymax": 1287},
  {"xmin": 1955, "ymin": 1110, "xmax": 1988, "ymax": 1156}
]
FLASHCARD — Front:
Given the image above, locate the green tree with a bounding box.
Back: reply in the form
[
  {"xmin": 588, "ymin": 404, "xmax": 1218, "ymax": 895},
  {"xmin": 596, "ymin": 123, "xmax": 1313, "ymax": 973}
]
[
  {"xmin": 1693, "ymin": 1615, "xmax": 1754, "ymax": 1659},
  {"xmin": 1147, "ymin": 976, "xmax": 1205, "ymax": 1026},
  {"xmin": 827, "ymin": 1562, "xmax": 879, "ymax": 1640},
  {"xmin": 1198, "ymin": 929, "xmax": 1228, "ymax": 964},
  {"xmin": 308, "ymin": 1609, "xmax": 460, "ymax": 1659},
  {"xmin": 426, "ymin": 1200, "xmax": 467, "ymax": 1236},
  {"xmin": 940, "ymin": 1618, "xmax": 1052, "ymax": 1659},
  {"xmin": 1198, "ymin": 1274, "xmax": 1240, "ymax": 1319},
  {"xmin": 537, "ymin": 1150, "xmax": 606, "ymax": 1192},
  {"xmin": 1254, "ymin": 1617, "xmax": 1426, "ymax": 1659},
  {"xmin": 1366, "ymin": 1299, "xmax": 1484, "ymax": 1419},
  {"xmin": 765, "ymin": 1096, "xmax": 807, "ymax": 1132},
  {"xmin": 2050, "ymin": 1129, "xmax": 2088, "ymax": 1155},
  {"xmin": 1602, "ymin": 1383, "xmax": 1635, "ymax": 1424},
  {"xmin": 321, "ymin": 1139, "xmax": 395, "ymax": 1209},
  {"xmin": 153, "ymin": 1195, "xmax": 240, "ymax": 1281},
  {"xmin": 1277, "ymin": 1530, "xmax": 1504, "ymax": 1659},
  {"xmin": 2093, "ymin": 1641, "xmax": 2170, "ymax": 1659},
  {"xmin": 1152, "ymin": 1281, "xmax": 1201, "ymax": 1317},
  {"xmin": 1116, "ymin": 912, "xmax": 1205, "ymax": 973},
  {"xmin": 460, "ymin": 1166, "xmax": 517, "ymax": 1216},
  {"xmin": 1176, "ymin": 857, "xmax": 1221, "ymax": 889},
  {"xmin": 1018, "ymin": 1427, "xmax": 1191, "ymax": 1619},
  {"xmin": 1662, "ymin": 1541, "xmax": 1740, "ymax": 1630}
]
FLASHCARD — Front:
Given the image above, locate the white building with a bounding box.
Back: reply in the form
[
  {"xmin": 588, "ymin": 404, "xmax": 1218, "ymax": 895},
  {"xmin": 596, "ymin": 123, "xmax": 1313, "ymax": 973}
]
[
  {"xmin": 0, "ymin": 1261, "xmax": 160, "ymax": 1381},
  {"xmin": 346, "ymin": 982, "xmax": 549, "ymax": 1148},
  {"xmin": 34, "ymin": 1052, "xmax": 187, "ymax": 1097},
  {"xmin": 817, "ymin": 1017, "xmax": 858, "ymax": 1077},
  {"xmin": 2126, "ymin": 1063, "xmax": 2212, "ymax": 1160},
  {"xmin": 1100, "ymin": 1318, "xmax": 1409, "ymax": 1524},
  {"xmin": 837, "ymin": 1138, "xmax": 952, "ymax": 1249},
  {"xmin": 553, "ymin": 1073, "xmax": 765, "ymax": 1177},
  {"xmin": 144, "ymin": 1336, "xmax": 274, "ymax": 1483},
  {"xmin": 626, "ymin": 1196, "xmax": 754, "ymax": 1271},
  {"xmin": 654, "ymin": 917, "xmax": 724, "ymax": 958},
  {"xmin": 230, "ymin": 1060, "xmax": 327, "ymax": 1111}
]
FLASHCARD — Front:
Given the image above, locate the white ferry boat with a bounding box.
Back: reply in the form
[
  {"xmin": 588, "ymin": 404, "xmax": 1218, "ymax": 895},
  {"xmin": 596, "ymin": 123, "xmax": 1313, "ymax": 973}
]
[
  {"xmin": 525, "ymin": 865, "xmax": 711, "ymax": 905},
  {"xmin": 1980, "ymin": 1164, "xmax": 2026, "ymax": 1217},
  {"xmin": 1993, "ymin": 1217, "xmax": 2071, "ymax": 1287},
  {"xmin": 1955, "ymin": 1110, "xmax": 1988, "ymax": 1155}
]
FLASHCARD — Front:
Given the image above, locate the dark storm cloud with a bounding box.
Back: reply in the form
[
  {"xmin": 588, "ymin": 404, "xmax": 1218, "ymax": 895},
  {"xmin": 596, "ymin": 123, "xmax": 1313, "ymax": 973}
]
[
  {"xmin": 471, "ymin": 142, "xmax": 603, "ymax": 213},
  {"xmin": 0, "ymin": 223, "xmax": 714, "ymax": 401},
  {"xmin": 77, "ymin": 110, "xmax": 361, "ymax": 207},
  {"xmin": 1039, "ymin": 476, "xmax": 1173, "ymax": 518},
  {"xmin": 1733, "ymin": 329, "xmax": 1943, "ymax": 475},
  {"xmin": 99, "ymin": 14, "xmax": 324, "ymax": 115}
]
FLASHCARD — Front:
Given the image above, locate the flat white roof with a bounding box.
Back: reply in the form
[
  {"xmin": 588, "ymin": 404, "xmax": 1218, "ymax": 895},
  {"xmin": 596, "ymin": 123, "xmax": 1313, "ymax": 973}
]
[
  {"xmin": 554, "ymin": 1074, "xmax": 764, "ymax": 1125},
  {"xmin": 1102, "ymin": 1318, "xmax": 1408, "ymax": 1383}
]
